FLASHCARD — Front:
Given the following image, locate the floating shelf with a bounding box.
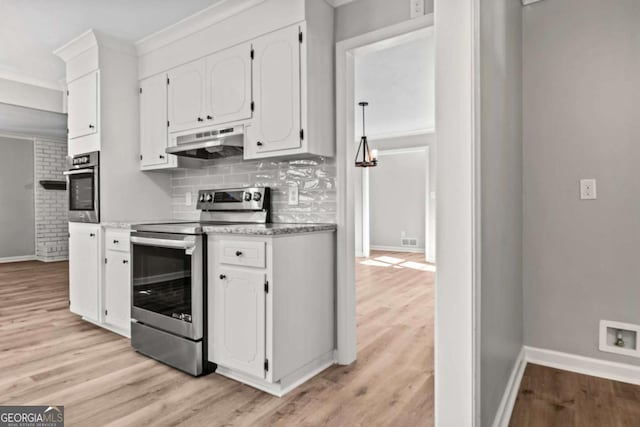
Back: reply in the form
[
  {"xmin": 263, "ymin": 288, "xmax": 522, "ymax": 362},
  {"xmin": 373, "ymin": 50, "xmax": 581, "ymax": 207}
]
[{"xmin": 39, "ymin": 180, "xmax": 67, "ymax": 191}]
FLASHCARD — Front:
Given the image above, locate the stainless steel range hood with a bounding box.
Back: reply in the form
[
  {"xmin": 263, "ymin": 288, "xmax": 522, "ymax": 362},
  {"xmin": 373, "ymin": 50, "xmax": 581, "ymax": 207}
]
[{"xmin": 166, "ymin": 125, "xmax": 244, "ymax": 160}]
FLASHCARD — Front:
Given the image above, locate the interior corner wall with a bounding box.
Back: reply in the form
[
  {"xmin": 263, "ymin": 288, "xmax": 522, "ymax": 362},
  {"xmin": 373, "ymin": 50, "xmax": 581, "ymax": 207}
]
[
  {"xmin": 523, "ymin": 0, "xmax": 640, "ymax": 367},
  {"xmin": 335, "ymin": 0, "xmax": 434, "ymax": 42},
  {"xmin": 479, "ymin": 0, "xmax": 524, "ymax": 425}
]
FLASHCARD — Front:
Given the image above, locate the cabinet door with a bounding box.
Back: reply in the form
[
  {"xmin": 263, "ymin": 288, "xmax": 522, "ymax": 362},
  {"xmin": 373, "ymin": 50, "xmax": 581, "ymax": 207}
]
[
  {"xmin": 205, "ymin": 42, "xmax": 253, "ymax": 126},
  {"xmin": 246, "ymin": 24, "xmax": 302, "ymax": 157},
  {"xmin": 140, "ymin": 74, "xmax": 169, "ymax": 168},
  {"xmin": 212, "ymin": 268, "xmax": 266, "ymax": 378},
  {"xmin": 104, "ymin": 251, "xmax": 131, "ymax": 334},
  {"xmin": 69, "ymin": 223, "xmax": 100, "ymax": 321},
  {"xmin": 67, "ymin": 71, "xmax": 98, "ymax": 140},
  {"xmin": 167, "ymin": 61, "xmax": 206, "ymax": 133}
]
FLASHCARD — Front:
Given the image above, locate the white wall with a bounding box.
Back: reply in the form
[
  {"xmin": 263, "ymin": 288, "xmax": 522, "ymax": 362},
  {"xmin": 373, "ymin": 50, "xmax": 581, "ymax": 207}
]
[
  {"xmin": 369, "ymin": 148, "xmax": 427, "ymax": 251},
  {"xmin": 0, "ymin": 78, "xmax": 63, "ymax": 113},
  {"xmin": 523, "ymin": 0, "xmax": 640, "ymax": 367},
  {"xmin": 354, "ymin": 30, "xmax": 434, "ymax": 138}
]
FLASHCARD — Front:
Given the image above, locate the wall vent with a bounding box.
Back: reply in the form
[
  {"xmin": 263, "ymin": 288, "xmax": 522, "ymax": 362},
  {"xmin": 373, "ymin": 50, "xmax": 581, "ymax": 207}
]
[{"xmin": 401, "ymin": 237, "xmax": 418, "ymax": 247}]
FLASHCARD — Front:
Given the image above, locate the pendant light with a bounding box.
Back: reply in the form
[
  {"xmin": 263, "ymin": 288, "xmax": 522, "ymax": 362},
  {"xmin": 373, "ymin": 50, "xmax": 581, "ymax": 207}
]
[{"xmin": 354, "ymin": 102, "xmax": 378, "ymax": 168}]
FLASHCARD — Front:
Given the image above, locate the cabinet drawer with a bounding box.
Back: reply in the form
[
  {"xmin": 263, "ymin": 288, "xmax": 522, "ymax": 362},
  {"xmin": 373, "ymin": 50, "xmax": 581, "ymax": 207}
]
[
  {"xmin": 219, "ymin": 240, "xmax": 266, "ymax": 268},
  {"xmin": 105, "ymin": 230, "xmax": 130, "ymax": 252}
]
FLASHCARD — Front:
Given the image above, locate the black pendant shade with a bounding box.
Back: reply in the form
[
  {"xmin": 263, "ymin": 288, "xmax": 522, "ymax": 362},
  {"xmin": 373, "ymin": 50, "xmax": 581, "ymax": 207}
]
[{"xmin": 354, "ymin": 102, "xmax": 377, "ymax": 168}]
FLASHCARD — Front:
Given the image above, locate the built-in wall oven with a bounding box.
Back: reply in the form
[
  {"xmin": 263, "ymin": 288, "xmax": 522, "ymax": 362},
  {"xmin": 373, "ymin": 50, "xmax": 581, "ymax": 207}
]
[
  {"xmin": 64, "ymin": 151, "xmax": 100, "ymax": 223},
  {"xmin": 130, "ymin": 231, "xmax": 206, "ymax": 376}
]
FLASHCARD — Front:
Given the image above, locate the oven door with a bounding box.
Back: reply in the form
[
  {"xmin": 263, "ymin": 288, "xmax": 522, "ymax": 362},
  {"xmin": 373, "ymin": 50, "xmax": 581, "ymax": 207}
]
[
  {"xmin": 130, "ymin": 232, "xmax": 203, "ymax": 340},
  {"xmin": 64, "ymin": 167, "xmax": 99, "ymax": 223}
]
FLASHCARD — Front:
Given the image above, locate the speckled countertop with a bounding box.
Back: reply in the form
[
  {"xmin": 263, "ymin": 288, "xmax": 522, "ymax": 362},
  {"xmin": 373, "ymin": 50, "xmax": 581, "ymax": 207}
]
[
  {"xmin": 202, "ymin": 223, "xmax": 337, "ymax": 236},
  {"xmin": 101, "ymin": 220, "xmax": 177, "ymax": 230}
]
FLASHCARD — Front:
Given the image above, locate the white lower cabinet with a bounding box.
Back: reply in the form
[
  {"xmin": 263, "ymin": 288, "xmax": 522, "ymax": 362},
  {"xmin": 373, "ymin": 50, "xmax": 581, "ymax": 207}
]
[
  {"xmin": 68, "ymin": 225, "xmax": 131, "ymax": 337},
  {"xmin": 104, "ymin": 250, "xmax": 131, "ymax": 335},
  {"xmin": 69, "ymin": 222, "xmax": 101, "ymax": 321},
  {"xmin": 208, "ymin": 232, "xmax": 336, "ymax": 396}
]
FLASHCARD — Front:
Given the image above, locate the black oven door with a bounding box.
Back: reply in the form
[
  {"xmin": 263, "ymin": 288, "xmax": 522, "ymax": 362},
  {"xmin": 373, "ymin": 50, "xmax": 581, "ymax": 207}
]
[
  {"xmin": 130, "ymin": 232, "xmax": 203, "ymax": 340},
  {"xmin": 65, "ymin": 168, "xmax": 99, "ymax": 223}
]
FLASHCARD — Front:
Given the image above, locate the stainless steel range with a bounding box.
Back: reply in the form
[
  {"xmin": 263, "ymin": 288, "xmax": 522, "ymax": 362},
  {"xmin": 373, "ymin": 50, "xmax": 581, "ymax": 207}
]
[{"xmin": 130, "ymin": 187, "xmax": 270, "ymax": 376}]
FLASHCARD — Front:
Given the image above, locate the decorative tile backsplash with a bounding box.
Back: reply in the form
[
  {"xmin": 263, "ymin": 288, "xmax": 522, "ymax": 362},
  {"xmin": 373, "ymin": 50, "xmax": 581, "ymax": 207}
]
[{"xmin": 170, "ymin": 155, "xmax": 337, "ymax": 223}]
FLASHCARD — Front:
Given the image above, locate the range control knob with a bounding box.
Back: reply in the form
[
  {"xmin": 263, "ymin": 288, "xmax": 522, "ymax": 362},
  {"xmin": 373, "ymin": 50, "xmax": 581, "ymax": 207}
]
[
  {"xmin": 199, "ymin": 194, "xmax": 205, "ymax": 203},
  {"xmin": 244, "ymin": 192, "xmax": 252, "ymax": 202},
  {"xmin": 253, "ymin": 192, "xmax": 262, "ymax": 202},
  {"xmin": 206, "ymin": 194, "xmax": 213, "ymax": 202}
]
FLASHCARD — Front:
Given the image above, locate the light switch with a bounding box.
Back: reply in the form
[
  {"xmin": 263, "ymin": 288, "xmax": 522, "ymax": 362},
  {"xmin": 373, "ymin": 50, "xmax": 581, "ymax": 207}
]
[
  {"xmin": 580, "ymin": 179, "xmax": 597, "ymax": 200},
  {"xmin": 288, "ymin": 184, "xmax": 299, "ymax": 206}
]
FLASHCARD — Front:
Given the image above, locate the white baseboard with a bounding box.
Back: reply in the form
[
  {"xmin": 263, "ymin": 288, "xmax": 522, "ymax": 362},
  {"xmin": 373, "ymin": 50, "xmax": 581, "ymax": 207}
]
[
  {"xmin": 36, "ymin": 256, "xmax": 69, "ymax": 263},
  {"xmin": 369, "ymin": 245, "xmax": 425, "ymax": 253},
  {"xmin": 525, "ymin": 346, "xmax": 640, "ymax": 386},
  {"xmin": 0, "ymin": 255, "xmax": 36, "ymax": 264},
  {"xmin": 491, "ymin": 347, "xmax": 527, "ymax": 427}
]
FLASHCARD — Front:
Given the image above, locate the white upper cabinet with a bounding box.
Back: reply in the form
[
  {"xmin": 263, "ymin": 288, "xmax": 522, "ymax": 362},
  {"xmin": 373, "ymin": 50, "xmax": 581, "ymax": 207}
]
[
  {"xmin": 140, "ymin": 74, "xmax": 170, "ymax": 170},
  {"xmin": 168, "ymin": 61, "xmax": 206, "ymax": 133},
  {"xmin": 245, "ymin": 24, "xmax": 301, "ymax": 157},
  {"xmin": 69, "ymin": 223, "xmax": 100, "ymax": 321},
  {"xmin": 205, "ymin": 42, "xmax": 253, "ymax": 126},
  {"xmin": 67, "ymin": 71, "xmax": 98, "ymax": 140}
]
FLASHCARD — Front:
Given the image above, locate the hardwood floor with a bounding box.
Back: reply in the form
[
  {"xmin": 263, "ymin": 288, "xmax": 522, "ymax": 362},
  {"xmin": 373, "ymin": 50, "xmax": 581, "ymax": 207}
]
[
  {"xmin": 509, "ymin": 364, "xmax": 640, "ymax": 426},
  {"xmin": 0, "ymin": 250, "xmax": 433, "ymax": 426}
]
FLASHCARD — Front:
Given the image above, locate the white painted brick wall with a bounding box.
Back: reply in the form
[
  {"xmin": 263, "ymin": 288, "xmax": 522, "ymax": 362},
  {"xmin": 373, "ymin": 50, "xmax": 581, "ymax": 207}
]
[
  {"xmin": 170, "ymin": 155, "xmax": 337, "ymax": 223},
  {"xmin": 35, "ymin": 139, "xmax": 69, "ymax": 261}
]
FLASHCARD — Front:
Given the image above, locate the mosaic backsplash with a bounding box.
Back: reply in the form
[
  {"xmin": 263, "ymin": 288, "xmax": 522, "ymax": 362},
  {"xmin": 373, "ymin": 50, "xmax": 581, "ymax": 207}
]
[{"xmin": 170, "ymin": 155, "xmax": 337, "ymax": 223}]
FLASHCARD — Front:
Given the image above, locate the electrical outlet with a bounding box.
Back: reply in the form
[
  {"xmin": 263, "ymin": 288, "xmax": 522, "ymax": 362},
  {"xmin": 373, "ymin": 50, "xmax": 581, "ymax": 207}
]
[
  {"xmin": 580, "ymin": 179, "xmax": 597, "ymax": 200},
  {"xmin": 410, "ymin": 0, "xmax": 425, "ymax": 18},
  {"xmin": 288, "ymin": 184, "xmax": 299, "ymax": 206},
  {"xmin": 185, "ymin": 192, "xmax": 192, "ymax": 206}
]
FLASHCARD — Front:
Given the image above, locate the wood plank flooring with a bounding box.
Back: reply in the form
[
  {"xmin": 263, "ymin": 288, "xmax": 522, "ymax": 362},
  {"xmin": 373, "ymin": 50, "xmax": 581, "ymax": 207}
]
[
  {"xmin": 0, "ymin": 250, "xmax": 433, "ymax": 426},
  {"xmin": 509, "ymin": 364, "xmax": 640, "ymax": 426}
]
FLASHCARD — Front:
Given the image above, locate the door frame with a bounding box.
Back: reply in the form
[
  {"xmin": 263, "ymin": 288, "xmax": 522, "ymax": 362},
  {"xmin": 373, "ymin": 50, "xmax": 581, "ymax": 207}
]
[{"xmin": 335, "ymin": 5, "xmax": 480, "ymax": 426}]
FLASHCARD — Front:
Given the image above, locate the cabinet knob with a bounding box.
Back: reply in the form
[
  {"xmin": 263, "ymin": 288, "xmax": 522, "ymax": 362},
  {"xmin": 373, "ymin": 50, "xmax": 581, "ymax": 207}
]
[
  {"xmin": 256, "ymin": 141, "xmax": 263, "ymax": 147},
  {"xmin": 123, "ymin": 260, "xmax": 129, "ymax": 264},
  {"xmin": 89, "ymin": 124, "xmax": 95, "ymax": 129},
  {"xmin": 197, "ymin": 117, "xmax": 204, "ymax": 122},
  {"xmin": 113, "ymin": 240, "xmax": 119, "ymax": 244},
  {"xmin": 89, "ymin": 233, "xmax": 95, "ymax": 237},
  {"xmin": 235, "ymin": 251, "xmax": 243, "ymax": 257},
  {"xmin": 207, "ymin": 115, "xmax": 213, "ymax": 120},
  {"xmin": 159, "ymin": 154, "xmax": 165, "ymax": 159},
  {"xmin": 219, "ymin": 274, "xmax": 226, "ymax": 280}
]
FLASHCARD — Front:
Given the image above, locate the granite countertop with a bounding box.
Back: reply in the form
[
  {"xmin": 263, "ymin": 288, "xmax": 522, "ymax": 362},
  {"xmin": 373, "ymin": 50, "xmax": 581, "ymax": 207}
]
[
  {"xmin": 101, "ymin": 220, "xmax": 178, "ymax": 230},
  {"xmin": 202, "ymin": 223, "xmax": 337, "ymax": 236}
]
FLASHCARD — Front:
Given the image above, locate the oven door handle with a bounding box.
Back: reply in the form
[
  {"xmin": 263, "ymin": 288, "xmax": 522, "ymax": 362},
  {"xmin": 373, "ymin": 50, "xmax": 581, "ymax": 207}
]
[
  {"xmin": 63, "ymin": 168, "xmax": 95, "ymax": 175},
  {"xmin": 130, "ymin": 236, "xmax": 196, "ymax": 252}
]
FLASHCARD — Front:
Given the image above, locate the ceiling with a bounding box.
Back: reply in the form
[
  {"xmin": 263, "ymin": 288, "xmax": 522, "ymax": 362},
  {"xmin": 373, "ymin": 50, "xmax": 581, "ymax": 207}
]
[{"xmin": 0, "ymin": 0, "xmax": 223, "ymax": 89}]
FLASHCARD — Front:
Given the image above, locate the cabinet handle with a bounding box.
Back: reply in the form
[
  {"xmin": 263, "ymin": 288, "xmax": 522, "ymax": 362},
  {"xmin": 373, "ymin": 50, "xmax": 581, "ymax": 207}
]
[
  {"xmin": 197, "ymin": 117, "xmax": 204, "ymax": 122},
  {"xmin": 256, "ymin": 141, "xmax": 263, "ymax": 147},
  {"xmin": 123, "ymin": 260, "xmax": 129, "ymax": 264},
  {"xmin": 206, "ymin": 115, "xmax": 213, "ymax": 120},
  {"xmin": 219, "ymin": 274, "xmax": 226, "ymax": 280},
  {"xmin": 159, "ymin": 154, "xmax": 165, "ymax": 159},
  {"xmin": 89, "ymin": 124, "xmax": 95, "ymax": 129},
  {"xmin": 89, "ymin": 233, "xmax": 95, "ymax": 237},
  {"xmin": 235, "ymin": 251, "xmax": 243, "ymax": 257},
  {"xmin": 113, "ymin": 240, "xmax": 119, "ymax": 244}
]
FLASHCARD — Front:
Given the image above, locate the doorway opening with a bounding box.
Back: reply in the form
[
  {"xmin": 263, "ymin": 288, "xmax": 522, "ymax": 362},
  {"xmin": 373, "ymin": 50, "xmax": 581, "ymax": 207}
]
[{"xmin": 336, "ymin": 12, "xmax": 436, "ymax": 423}]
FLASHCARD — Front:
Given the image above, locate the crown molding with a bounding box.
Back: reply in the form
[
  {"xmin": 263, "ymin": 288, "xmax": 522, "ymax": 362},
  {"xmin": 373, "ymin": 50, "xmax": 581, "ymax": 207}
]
[
  {"xmin": 135, "ymin": 0, "xmax": 265, "ymax": 56},
  {"xmin": 53, "ymin": 28, "xmax": 136, "ymax": 62}
]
